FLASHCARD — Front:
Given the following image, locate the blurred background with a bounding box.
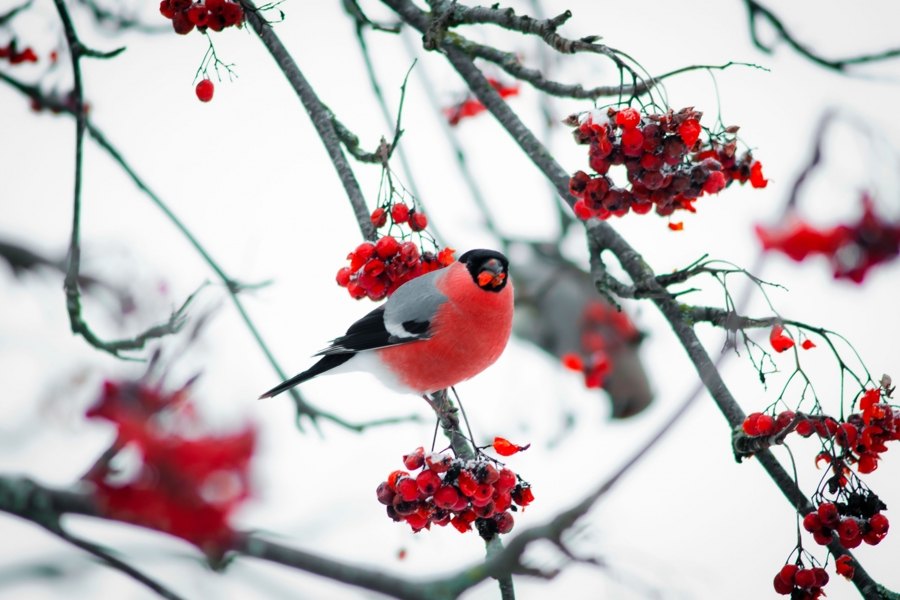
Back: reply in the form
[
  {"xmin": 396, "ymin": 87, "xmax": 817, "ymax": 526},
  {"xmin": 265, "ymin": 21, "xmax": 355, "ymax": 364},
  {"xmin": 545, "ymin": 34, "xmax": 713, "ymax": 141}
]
[{"xmin": 2, "ymin": 0, "xmax": 900, "ymax": 598}]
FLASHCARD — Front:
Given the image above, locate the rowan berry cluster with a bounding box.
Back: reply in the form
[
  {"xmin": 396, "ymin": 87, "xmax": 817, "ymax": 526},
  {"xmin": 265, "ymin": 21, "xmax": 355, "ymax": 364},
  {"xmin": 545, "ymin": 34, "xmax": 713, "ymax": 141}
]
[
  {"xmin": 0, "ymin": 40, "xmax": 37, "ymax": 64},
  {"xmin": 376, "ymin": 446, "xmax": 533, "ymax": 540},
  {"xmin": 86, "ymin": 381, "xmax": 255, "ymax": 554},
  {"xmin": 566, "ymin": 106, "xmax": 767, "ymax": 222},
  {"xmin": 757, "ymin": 194, "xmax": 900, "ymax": 283},
  {"xmin": 802, "ymin": 494, "xmax": 889, "ymax": 548},
  {"xmin": 772, "ymin": 563, "xmax": 829, "ymax": 598},
  {"xmin": 159, "ymin": 0, "xmax": 244, "ymax": 35},
  {"xmin": 560, "ymin": 299, "xmax": 640, "ymax": 389},
  {"xmin": 337, "ymin": 202, "xmax": 453, "ymax": 301}
]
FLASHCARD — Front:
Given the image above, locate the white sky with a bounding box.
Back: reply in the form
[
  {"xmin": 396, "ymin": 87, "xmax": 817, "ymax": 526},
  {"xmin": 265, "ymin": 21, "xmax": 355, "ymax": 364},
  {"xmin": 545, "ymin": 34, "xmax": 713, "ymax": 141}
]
[{"xmin": 2, "ymin": 0, "xmax": 900, "ymax": 599}]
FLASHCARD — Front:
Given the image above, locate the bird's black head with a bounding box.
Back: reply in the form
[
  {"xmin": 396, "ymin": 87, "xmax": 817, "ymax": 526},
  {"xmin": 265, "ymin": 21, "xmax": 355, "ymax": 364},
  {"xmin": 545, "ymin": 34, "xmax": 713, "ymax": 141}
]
[{"xmin": 458, "ymin": 249, "xmax": 510, "ymax": 293}]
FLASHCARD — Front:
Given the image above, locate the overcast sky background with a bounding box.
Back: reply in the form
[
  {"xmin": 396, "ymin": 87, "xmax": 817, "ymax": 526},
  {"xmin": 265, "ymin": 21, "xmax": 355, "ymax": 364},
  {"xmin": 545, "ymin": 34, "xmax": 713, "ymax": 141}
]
[{"xmin": 2, "ymin": 0, "xmax": 900, "ymax": 599}]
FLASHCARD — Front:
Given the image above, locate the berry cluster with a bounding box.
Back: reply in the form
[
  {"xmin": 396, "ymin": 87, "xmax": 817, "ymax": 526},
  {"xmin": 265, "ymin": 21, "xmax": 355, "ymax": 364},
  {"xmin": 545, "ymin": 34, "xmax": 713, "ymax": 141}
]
[
  {"xmin": 560, "ymin": 300, "xmax": 640, "ymax": 389},
  {"xmin": 756, "ymin": 194, "xmax": 900, "ymax": 283},
  {"xmin": 0, "ymin": 40, "xmax": 37, "ymax": 64},
  {"xmin": 337, "ymin": 202, "xmax": 453, "ymax": 301},
  {"xmin": 444, "ymin": 78, "xmax": 519, "ymax": 126},
  {"xmin": 842, "ymin": 388, "xmax": 900, "ymax": 474},
  {"xmin": 566, "ymin": 107, "xmax": 767, "ymax": 223},
  {"xmin": 159, "ymin": 0, "xmax": 244, "ymax": 35},
  {"xmin": 86, "ymin": 381, "xmax": 255, "ymax": 554},
  {"xmin": 376, "ymin": 447, "xmax": 533, "ymax": 540},
  {"xmin": 773, "ymin": 564, "xmax": 828, "ymax": 598},
  {"xmin": 802, "ymin": 494, "xmax": 889, "ymax": 548}
]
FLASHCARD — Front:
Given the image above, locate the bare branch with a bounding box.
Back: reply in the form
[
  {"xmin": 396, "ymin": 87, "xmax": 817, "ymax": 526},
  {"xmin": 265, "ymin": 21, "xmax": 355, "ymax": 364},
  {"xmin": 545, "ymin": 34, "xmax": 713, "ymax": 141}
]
[{"xmin": 744, "ymin": 0, "xmax": 900, "ymax": 72}]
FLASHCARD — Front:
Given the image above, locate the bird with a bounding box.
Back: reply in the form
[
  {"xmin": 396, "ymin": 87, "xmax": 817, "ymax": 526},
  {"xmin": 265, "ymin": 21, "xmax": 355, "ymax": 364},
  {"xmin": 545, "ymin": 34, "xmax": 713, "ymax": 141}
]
[{"xmin": 259, "ymin": 249, "xmax": 514, "ymax": 399}]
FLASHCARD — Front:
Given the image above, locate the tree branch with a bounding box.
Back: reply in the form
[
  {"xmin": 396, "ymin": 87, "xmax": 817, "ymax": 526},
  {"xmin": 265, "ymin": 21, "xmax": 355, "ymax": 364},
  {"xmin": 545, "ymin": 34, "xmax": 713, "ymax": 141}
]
[
  {"xmin": 382, "ymin": 2, "xmax": 893, "ymax": 595},
  {"xmin": 744, "ymin": 0, "xmax": 900, "ymax": 72},
  {"xmin": 242, "ymin": 0, "xmax": 376, "ymax": 240}
]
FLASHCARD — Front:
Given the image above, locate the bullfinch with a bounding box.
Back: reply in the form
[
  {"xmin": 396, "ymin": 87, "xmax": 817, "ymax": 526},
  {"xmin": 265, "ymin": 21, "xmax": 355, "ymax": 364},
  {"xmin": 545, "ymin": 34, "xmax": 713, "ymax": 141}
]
[{"xmin": 259, "ymin": 249, "xmax": 514, "ymax": 399}]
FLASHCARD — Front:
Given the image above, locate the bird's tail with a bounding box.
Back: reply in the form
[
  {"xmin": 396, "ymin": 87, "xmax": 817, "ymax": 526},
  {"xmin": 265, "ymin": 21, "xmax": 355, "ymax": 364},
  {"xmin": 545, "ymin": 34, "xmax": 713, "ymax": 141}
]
[{"xmin": 258, "ymin": 353, "xmax": 354, "ymax": 399}]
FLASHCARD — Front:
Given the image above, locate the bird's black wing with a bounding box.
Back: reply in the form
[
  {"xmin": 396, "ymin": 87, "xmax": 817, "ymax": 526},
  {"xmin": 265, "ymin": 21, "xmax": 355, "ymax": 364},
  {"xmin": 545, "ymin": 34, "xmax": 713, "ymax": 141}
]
[{"xmin": 315, "ymin": 306, "xmax": 431, "ymax": 356}]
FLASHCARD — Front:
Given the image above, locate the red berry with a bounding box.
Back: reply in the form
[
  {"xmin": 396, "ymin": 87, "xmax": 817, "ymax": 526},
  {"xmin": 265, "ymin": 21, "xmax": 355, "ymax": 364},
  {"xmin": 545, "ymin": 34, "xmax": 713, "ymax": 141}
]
[
  {"xmin": 406, "ymin": 512, "xmax": 429, "ymax": 531},
  {"xmin": 802, "ymin": 339, "xmax": 816, "ymax": 350},
  {"xmin": 409, "ymin": 211, "xmax": 428, "ymax": 231},
  {"xmin": 573, "ymin": 200, "xmax": 592, "ymax": 220},
  {"xmin": 817, "ymin": 503, "xmax": 839, "ymax": 528},
  {"xmin": 743, "ymin": 413, "xmax": 763, "ymax": 436},
  {"xmin": 397, "ymin": 477, "xmax": 420, "ymax": 502},
  {"xmin": 376, "ymin": 235, "xmax": 401, "ymax": 260},
  {"xmin": 195, "ymin": 79, "xmax": 214, "ymax": 102},
  {"xmin": 159, "ymin": 0, "xmax": 176, "ymax": 18},
  {"xmin": 677, "ymin": 118, "xmax": 702, "ymax": 147},
  {"xmin": 376, "ymin": 481, "xmax": 395, "ymax": 505},
  {"xmin": 335, "ymin": 267, "xmax": 352, "ymax": 287},
  {"xmin": 796, "ymin": 420, "xmax": 815, "ymax": 437},
  {"xmin": 838, "ymin": 423, "xmax": 859, "ymax": 448},
  {"xmin": 512, "ymin": 485, "xmax": 534, "ymax": 507},
  {"xmin": 187, "ymin": 3, "xmax": 209, "ymax": 26},
  {"xmin": 838, "ymin": 518, "xmax": 860, "ymax": 541},
  {"xmin": 773, "ymin": 574, "xmax": 793, "ymax": 595},
  {"xmin": 803, "ymin": 512, "xmax": 823, "ymax": 533},
  {"xmin": 416, "ymin": 469, "xmax": 442, "ymax": 496},
  {"xmin": 371, "ymin": 207, "xmax": 387, "ymax": 228},
  {"xmin": 812, "ymin": 568, "xmax": 829, "ymax": 588},
  {"xmin": 471, "ymin": 483, "xmax": 494, "ymax": 504},
  {"xmin": 425, "ymin": 452, "xmax": 452, "ymax": 473},
  {"xmin": 433, "ymin": 485, "xmax": 459, "ymax": 509},
  {"xmin": 495, "ymin": 468, "xmax": 516, "ymax": 493},
  {"xmin": 702, "ymin": 170, "xmax": 726, "ymax": 194},
  {"xmin": 493, "ymin": 511, "xmax": 515, "ymax": 534},
  {"xmin": 493, "ymin": 490, "xmax": 512, "ymax": 512},
  {"xmin": 457, "ymin": 470, "xmax": 478, "ymax": 497},
  {"xmin": 172, "ymin": 10, "xmax": 195, "ymax": 34},
  {"xmin": 835, "ymin": 555, "xmax": 855, "ymax": 580},
  {"xmin": 756, "ymin": 414, "xmax": 776, "ymax": 436},
  {"xmin": 621, "ymin": 127, "xmax": 644, "ymax": 156},
  {"xmin": 472, "ymin": 500, "xmax": 496, "ymax": 518},
  {"xmin": 391, "ymin": 203, "xmax": 409, "ymax": 224},
  {"xmin": 775, "ymin": 410, "xmax": 796, "ymax": 431},
  {"xmin": 387, "ymin": 470, "xmax": 409, "ymax": 491},
  {"xmin": 794, "ymin": 568, "xmax": 815, "ymax": 589},
  {"xmin": 863, "ymin": 530, "xmax": 886, "ymax": 545},
  {"xmin": 403, "ymin": 447, "xmax": 425, "ymax": 470},
  {"xmin": 813, "ymin": 528, "xmax": 833, "ymax": 545},
  {"xmin": 449, "ymin": 493, "xmax": 470, "ymax": 513},
  {"xmin": 858, "ymin": 453, "xmax": 878, "ymax": 473},
  {"xmin": 615, "ymin": 108, "xmax": 641, "ymax": 129},
  {"xmin": 870, "ymin": 513, "xmax": 889, "ymax": 535},
  {"xmin": 779, "ymin": 564, "xmax": 799, "ymax": 586},
  {"xmin": 477, "ymin": 463, "xmax": 500, "ymax": 485}
]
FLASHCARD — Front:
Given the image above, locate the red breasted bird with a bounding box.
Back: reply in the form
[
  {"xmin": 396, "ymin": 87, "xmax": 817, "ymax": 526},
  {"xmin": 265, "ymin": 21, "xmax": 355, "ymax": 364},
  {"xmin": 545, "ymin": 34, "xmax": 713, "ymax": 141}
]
[{"xmin": 259, "ymin": 249, "xmax": 514, "ymax": 399}]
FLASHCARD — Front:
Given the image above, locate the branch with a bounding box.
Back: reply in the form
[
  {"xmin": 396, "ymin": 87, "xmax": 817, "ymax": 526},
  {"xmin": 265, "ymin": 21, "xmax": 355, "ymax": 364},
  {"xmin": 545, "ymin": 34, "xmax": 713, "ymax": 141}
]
[
  {"xmin": 382, "ymin": 2, "xmax": 894, "ymax": 596},
  {"xmin": 0, "ymin": 477, "xmax": 185, "ymax": 600},
  {"xmin": 50, "ymin": 0, "xmax": 186, "ymax": 359},
  {"xmin": 242, "ymin": 0, "xmax": 375, "ymax": 240},
  {"xmin": 744, "ymin": 0, "xmax": 900, "ymax": 72},
  {"xmin": 76, "ymin": 0, "xmax": 171, "ymax": 33}
]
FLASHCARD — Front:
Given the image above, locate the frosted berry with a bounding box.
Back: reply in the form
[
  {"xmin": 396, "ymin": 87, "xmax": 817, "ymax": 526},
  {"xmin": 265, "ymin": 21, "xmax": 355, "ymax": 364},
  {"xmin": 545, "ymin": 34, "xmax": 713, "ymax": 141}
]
[
  {"xmin": 416, "ymin": 470, "xmax": 442, "ymax": 496},
  {"xmin": 195, "ymin": 79, "xmax": 214, "ymax": 102},
  {"xmin": 397, "ymin": 477, "xmax": 420, "ymax": 502},
  {"xmin": 403, "ymin": 446, "xmax": 425, "ymax": 470}
]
